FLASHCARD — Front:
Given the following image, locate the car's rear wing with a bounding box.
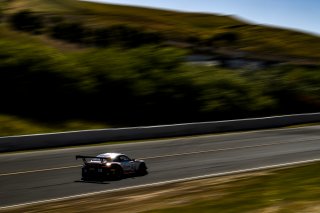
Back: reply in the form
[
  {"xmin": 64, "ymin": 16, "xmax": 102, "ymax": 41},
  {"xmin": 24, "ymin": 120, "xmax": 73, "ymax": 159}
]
[{"xmin": 76, "ymin": 155, "xmax": 110, "ymax": 163}]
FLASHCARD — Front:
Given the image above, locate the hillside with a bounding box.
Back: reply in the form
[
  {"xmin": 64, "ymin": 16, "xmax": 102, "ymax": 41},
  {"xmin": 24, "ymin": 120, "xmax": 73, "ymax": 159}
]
[
  {"xmin": 1, "ymin": 0, "xmax": 320, "ymax": 63},
  {"xmin": 0, "ymin": 0, "xmax": 319, "ymax": 135}
]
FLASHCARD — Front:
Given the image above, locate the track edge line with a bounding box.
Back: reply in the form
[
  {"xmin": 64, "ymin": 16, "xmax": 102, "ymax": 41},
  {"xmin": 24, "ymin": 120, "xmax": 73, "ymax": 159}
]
[{"xmin": 1, "ymin": 158, "xmax": 320, "ymax": 210}]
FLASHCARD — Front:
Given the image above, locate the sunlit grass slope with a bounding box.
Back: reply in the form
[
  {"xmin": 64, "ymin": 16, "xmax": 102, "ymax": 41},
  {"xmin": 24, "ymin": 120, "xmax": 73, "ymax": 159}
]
[
  {"xmin": 3, "ymin": 0, "xmax": 320, "ymax": 60},
  {"xmin": 6, "ymin": 0, "xmax": 243, "ymax": 34}
]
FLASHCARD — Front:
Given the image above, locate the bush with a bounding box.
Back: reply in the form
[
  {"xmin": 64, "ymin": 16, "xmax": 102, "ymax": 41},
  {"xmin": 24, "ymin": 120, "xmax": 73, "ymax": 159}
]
[
  {"xmin": 92, "ymin": 25, "xmax": 163, "ymax": 48},
  {"xmin": 0, "ymin": 39, "xmax": 89, "ymax": 120},
  {"xmin": 180, "ymin": 65, "xmax": 276, "ymax": 119},
  {"xmin": 0, "ymin": 37, "xmax": 318, "ymax": 125},
  {"xmin": 72, "ymin": 46, "xmax": 191, "ymax": 123},
  {"xmin": 50, "ymin": 22, "xmax": 89, "ymax": 44},
  {"xmin": 250, "ymin": 66, "xmax": 320, "ymax": 113},
  {"xmin": 9, "ymin": 10, "xmax": 44, "ymax": 34}
]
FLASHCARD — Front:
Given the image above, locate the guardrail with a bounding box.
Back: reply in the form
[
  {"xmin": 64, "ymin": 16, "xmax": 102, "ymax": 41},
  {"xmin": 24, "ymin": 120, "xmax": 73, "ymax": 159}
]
[{"xmin": 1, "ymin": 113, "xmax": 320, "ymax": 152}]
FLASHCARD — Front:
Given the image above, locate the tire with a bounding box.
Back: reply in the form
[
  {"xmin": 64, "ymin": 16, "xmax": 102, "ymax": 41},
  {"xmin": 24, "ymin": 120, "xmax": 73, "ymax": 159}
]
[
  {"xmin": 137, "ymin": 163, "xmax": 148, "ymax": 176},
  {"xmin": 81, "ymin": 167, "xmax": 89, "ymax": 181},
  {"xmin": 110, "ymin": 165, "xmax": 123, "ymax": 180}
]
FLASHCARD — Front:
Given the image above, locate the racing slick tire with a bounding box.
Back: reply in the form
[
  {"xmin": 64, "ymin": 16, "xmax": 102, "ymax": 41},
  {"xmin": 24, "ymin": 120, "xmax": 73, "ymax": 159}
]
[
  {"xmin": 110, "ymin": 165, "xmax": 123, "ymax": 180},
  {"xmin": 136, "ymin": 163, "xmax": 148, "ymax": 176}
]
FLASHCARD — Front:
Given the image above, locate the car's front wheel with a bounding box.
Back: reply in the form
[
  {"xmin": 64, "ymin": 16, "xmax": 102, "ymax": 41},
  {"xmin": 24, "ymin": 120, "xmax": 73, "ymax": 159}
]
[{"xmin": 137, "ymin": 163, "xmax": 148, "ymax": 176}]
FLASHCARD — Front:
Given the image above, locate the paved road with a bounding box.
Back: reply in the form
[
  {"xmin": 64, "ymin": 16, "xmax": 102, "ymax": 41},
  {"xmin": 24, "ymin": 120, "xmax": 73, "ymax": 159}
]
[{"xmin": 1, "ymin": 126, "xmax": 320, "ymax": 207}]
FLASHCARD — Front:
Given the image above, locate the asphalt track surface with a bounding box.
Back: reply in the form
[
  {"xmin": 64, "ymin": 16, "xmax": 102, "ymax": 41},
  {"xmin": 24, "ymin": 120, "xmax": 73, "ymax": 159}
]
[{"xmin": 1, "ymin": 125, "xmax": 320, "ymax": 207}]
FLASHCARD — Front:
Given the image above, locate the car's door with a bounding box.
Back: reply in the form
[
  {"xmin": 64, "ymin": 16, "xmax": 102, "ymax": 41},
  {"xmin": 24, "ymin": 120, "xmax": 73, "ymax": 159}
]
[{"xmin": 118, "ymin": 155, "xmax": 135, "ymax": 173}]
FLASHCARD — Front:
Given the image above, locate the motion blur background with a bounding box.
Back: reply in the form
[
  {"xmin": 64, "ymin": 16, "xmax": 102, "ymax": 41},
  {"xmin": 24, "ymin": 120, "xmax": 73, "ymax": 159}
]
[
  {"xmin": 88, "ymin": 0, "xmax": 320, "ymax": 35},
  {"xmin": 0, "ymin": 0, "xmax": 319, "ymax": 136}
]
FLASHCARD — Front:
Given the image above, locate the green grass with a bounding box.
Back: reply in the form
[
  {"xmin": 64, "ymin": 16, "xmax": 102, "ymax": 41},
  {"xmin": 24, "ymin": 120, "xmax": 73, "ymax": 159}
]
[
  {"xmin": 2, "ymin": 0, "xmax": 320, "ymax": 62},
  {"xmin": 145, "ymin": 163, "xmax": 320, "ymax": 213},
  {"xmin": 0, "ymin": 114, "xmax": 110, "ymax": 137}
]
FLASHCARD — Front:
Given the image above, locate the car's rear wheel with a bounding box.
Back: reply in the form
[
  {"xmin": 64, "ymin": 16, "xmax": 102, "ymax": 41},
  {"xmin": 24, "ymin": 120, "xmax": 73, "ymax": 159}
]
[
  {"xmin": 81, "ymin": 167, "xmax": 89, "ymax": 181},
  {"xmin": 110, "ymin": 165, "xmax": 123, "ymax": 180}
]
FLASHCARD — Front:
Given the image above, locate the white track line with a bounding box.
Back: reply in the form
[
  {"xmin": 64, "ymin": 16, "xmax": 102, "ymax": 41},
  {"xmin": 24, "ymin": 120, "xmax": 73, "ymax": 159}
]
[
  {"xmin": 1, "ymin": 136, "xmax": 319, "ymax": 177},
  {"xmin": 1, "ymin": 158, "xmax": 320, "ymax": 210},
  {"xmin": 0, "ymin": 165, "xmax": 80, "ymax": 177},
  {"xmin": 143, "ymin": 137, "xmax": 320, "ymax": 160}
]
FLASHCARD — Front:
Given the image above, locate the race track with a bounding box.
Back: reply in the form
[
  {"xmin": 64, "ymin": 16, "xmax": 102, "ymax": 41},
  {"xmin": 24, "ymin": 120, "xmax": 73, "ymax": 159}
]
[{"xmin": 1, "ymin": 125, "xmax": 320, "ymax": 207}]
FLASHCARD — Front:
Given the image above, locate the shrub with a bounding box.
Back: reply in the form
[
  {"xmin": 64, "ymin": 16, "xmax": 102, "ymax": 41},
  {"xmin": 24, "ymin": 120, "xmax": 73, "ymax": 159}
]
[{"xmin": 9, "ymin": 10, "xmax": 44, "ymax": 34}]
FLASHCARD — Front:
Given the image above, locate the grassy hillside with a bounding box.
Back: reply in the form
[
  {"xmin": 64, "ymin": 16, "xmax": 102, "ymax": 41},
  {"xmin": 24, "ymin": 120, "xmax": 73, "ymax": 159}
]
[
  {"xmin": 2, "ymin": 0, "xmax": 320, "ymax": 62},
  {"xmin": 5, "ymin": 0, "xmax": 243, "ymax": 30},
  {"xmin": 0, "ymin": 0, "xmax": 319, "ymax": 136}
]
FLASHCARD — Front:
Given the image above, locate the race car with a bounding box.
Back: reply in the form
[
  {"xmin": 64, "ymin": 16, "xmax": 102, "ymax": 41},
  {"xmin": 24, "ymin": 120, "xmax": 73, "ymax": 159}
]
[{"xmin": 76, "ymin": 153, "xmax": 148, "ymax": 180}]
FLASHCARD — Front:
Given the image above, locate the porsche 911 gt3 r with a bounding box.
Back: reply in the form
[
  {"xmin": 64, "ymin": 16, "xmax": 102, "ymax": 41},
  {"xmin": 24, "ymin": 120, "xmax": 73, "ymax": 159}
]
[{"xmin": 76, "ymin": 153, "xmax": 148, "ymax": 180}]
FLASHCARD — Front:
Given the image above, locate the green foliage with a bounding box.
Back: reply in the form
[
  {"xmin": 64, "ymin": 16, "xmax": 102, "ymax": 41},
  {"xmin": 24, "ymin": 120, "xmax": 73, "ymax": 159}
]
[
  {"xmin": 50, "ymin": 22, "xmax": 89, "ymax": 44},
  {"xmin": 5, "ymin": 6, "xmax": 164, "ymax": 48},
  {"xmin": 0, "ymin": 39, "xmax": 191, "ymax": 124},
  {"xmin": 0, "ymin": 39, "xmax": 89, "ymax": 119},
  {"xmin": 9, "ymin": 10, "xmax": 44, "ymax": 34},
  {"xmin": 180, "ymin": 65, "xmax": 276, "ymax": 118},
  {"xmin": 1, "ymin": 0, "xmax": 320, "ymax": 129},
  {"xmin": 73, "ymin": 46, "xmax": 193, "ymax": 123},
  {"xmin": 95, "ymin": 25, "xmax": 162, "ymax": 48},
  {"xmin": 248, "ymin": 65, "xmax": 320, "ymax": 113},
  {"xmin": 0, "ymin": 35, "xmax": 319, "ymax": 126},
  {"xmin": 9, "ymin": 10, "xmax": 164, "ymax": 48}
]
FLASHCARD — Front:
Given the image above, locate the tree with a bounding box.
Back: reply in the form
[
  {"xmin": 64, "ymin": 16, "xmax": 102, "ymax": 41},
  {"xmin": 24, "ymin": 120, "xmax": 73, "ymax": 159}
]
[
  {"xmin": 50, "ymin": 22, "xmax": 89, "ymax": 44},
  {"xmin": 92, "ymin": 25, "xmax": 163, "ymax": 48}
]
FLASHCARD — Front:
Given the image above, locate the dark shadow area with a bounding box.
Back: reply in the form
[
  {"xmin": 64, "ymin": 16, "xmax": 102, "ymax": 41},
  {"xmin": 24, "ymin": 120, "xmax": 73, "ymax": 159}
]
[
  {"xmin": 74, "ymin": 173, "xmax": 145, "ymax": 184},
  {"xmin": 74, "ymin": 180, "xmax": 110, "ymax": 184}
]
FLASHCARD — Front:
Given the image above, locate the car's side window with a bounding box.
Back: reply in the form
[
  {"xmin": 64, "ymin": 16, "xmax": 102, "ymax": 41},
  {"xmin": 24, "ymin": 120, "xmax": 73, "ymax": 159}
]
[
  {"xmin": 113, "ymin": 156, "xmax": 120, "ymax": 162},
  {"xmin": 119, "ymin": 155, "xmax": 130, "ymax": 162}
]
